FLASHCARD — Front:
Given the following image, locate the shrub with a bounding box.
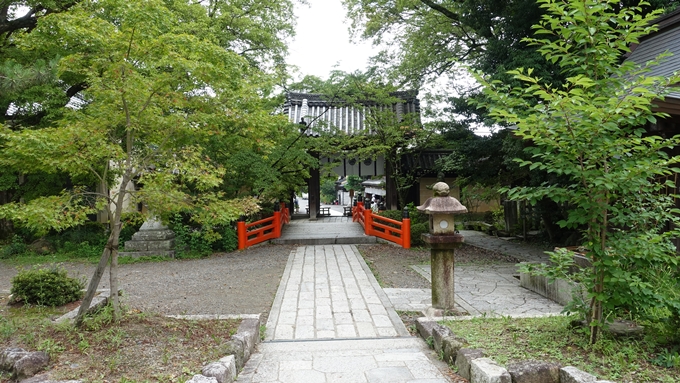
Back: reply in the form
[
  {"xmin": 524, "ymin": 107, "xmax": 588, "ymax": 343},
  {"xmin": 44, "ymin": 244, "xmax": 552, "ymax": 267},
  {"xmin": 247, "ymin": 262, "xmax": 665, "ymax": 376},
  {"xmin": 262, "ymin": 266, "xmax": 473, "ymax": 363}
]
[
  {"xmin": 58, "ymin": 241, "xmax": 104, "ymax": 259},
  {"xmin": 50, "ymin": 222, "xmax": 108, "ymax": 248},
  {"xmin": 32, "ymin": 223, "xmax": 109, "ymax": 259},
  {"xmin": 0, "ymin": 235, "xmax": 29, "ymax": 259},
  {"xmin": 11, "ymin": 265, "xmax": 84, "ymax": 306},
  {"xmin": 168, "ymin": 213, "xmax": 212, "ymax": 257},
  {"xmin": 410, "ymin": 222, "xmax": 429, "ymax": 247},
  {"xmin": 219, "ymin": 225, "xmax": 238, "ymax": 253}
]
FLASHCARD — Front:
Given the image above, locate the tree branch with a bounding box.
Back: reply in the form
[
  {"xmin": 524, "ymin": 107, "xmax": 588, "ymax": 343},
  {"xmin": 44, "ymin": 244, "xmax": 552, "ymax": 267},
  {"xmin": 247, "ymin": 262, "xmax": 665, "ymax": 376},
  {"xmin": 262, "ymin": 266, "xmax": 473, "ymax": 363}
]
[{"xmin": 419, "ymin": 0, "xmax": 460, "ymax": 22}]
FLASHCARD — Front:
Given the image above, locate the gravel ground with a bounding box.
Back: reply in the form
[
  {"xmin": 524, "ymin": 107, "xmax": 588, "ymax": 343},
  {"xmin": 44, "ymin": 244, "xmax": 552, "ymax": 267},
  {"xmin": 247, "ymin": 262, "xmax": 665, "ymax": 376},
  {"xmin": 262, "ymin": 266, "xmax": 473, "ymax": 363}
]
[
  {"xmin": 0, "ymin": 242, "xmax": 518, "ymax": 319},
  {"xmin": 358, "ymin": 243, "xmax": 521, "ymax": 289},
  {"xmin": 0, "ymin": 244, "xmax": 295, "ymax": 318}
]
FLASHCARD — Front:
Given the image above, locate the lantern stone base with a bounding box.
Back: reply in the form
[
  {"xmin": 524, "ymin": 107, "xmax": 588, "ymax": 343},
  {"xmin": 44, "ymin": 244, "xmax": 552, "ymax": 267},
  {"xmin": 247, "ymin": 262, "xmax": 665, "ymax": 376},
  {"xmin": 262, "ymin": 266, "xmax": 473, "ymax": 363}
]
[
  {"xmin": 422, "ymin": 233, "xmax": 464, "ymax": 311},
  {"xmin": 120, "ymin": 218, "xmax": 176, "ymax": 258}
]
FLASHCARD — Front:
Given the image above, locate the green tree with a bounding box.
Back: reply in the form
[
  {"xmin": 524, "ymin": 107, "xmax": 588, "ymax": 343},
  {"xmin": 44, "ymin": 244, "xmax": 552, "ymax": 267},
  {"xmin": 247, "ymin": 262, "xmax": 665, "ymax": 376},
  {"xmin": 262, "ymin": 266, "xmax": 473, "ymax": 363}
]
[
  {"xmin": 477, "ymin": 0, "xmax": 680, "ymax": 343},
  {"xmin": 0, "ymin": 0, "xmax": 300, "ymax": 239},
  {"xmin": 345, "ymin": 175, "xmax": 364, "ymax": 194},
  {"xmin": 0, "ymin": 0, "xmax": 293, "ymax": 323},
  {"xmin": 320, "ymin": 178, "xmax": 337, "ymax": 204},
  {"xmin": 343, "ymin": 0, "xmax": 676, "ymax": 87}
]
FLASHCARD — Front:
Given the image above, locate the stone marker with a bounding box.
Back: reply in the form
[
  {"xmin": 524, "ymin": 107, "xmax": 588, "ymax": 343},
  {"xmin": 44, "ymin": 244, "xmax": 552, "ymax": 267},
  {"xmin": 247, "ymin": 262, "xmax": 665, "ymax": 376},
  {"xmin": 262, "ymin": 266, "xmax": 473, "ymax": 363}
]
[
  {"xmin": 19, "ymin": 375, "xmax": 83, "ymax": 383},
  {"xmin": 120, "ymin": 217, "xmax": 176, "ymax": 258}
]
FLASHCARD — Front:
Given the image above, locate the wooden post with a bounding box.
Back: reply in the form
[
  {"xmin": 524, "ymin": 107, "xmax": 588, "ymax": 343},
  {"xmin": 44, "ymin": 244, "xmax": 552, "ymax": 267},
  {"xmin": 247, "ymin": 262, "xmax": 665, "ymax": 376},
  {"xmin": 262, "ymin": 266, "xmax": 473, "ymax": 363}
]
[
  {"xmin": 364, "ymin": 208, "xmax": 372, "ymax": 236},
  {"xmin": 237, "ymin": 218, "xmax": 247, "ymax": 250},
  {"xmin": 354, "ymin": 201, "xmax": 364, "ymax": 222},
  {"xmin": 402, "ymin": 207, "xmax": 410, "ymax": 249},
  {"xmin": 273, "ymin": 211, "xmax": 282, "ymax": 238}
]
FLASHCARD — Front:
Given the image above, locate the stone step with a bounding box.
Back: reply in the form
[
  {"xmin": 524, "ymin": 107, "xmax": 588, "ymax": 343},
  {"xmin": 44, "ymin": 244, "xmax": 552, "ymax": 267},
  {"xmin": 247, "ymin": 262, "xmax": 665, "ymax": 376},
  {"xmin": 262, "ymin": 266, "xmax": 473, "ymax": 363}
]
[
  {"xmin": 124, "ymin": 238, "xmax": 175, "ymax": 251},
  {"xmin": 271, "ymin": 236, "xmax": 376, "ymax": 245},
  {"xmin": 119, "ymin": 250, "xmax": 176, "ymax": 258}
]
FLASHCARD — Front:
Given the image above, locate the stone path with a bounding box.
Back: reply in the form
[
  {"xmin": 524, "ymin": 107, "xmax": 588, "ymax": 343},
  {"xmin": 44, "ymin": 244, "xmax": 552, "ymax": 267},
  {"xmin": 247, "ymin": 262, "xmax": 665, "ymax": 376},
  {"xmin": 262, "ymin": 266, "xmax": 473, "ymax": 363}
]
[
  {"xmin": 236, "ymin": 221, "xmax": 565, "ymax": 382},
  {"xmin": 459, "ymin": 230, "xmax": 551, "ymax": 263},
  {"xmin": 237, "ymin": 338, "xmax": 451, "ymax": 383},
  {"xmin": 237, "ymin": 245, "xmax": 452, "ymax": 383},
  {"xmin": 266, "ymin": 245, "xmax": 407, "ymax": 340},
  {"xmin": 405, "ymin": 264, "xmax": 564, "ymax": 317}
]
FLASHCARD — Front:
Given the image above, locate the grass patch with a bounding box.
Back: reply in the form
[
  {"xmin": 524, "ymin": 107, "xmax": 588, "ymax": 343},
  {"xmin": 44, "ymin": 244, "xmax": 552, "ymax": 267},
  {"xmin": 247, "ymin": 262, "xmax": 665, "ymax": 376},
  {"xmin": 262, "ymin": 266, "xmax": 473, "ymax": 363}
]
[
  {"xmin": 0, "ymin": 293, "xmax": 240, "ymax": 382},
  {"xmin": 441, "ymin": 315, "xmax": 680, "ymax": 382}
]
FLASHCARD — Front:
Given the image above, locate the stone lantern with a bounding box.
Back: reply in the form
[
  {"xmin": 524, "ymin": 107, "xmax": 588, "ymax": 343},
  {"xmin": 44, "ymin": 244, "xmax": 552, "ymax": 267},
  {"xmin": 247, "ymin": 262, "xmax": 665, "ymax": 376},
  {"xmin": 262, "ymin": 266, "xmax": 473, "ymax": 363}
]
[{"xmin": 417, "ymin": 182, "xmax": 467, "ymax": 312}]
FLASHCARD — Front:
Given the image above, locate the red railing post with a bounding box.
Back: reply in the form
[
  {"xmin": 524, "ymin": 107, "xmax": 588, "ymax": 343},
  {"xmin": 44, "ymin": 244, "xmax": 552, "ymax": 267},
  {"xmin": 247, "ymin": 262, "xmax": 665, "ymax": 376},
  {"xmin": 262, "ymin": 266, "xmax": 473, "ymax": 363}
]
[
  {"xmin": 274, "ymin": 211, "xmax": 282, "ymax": 238},
  {"xmin": 364, "ymin": 208, "xmax": 372, "ymax": 236},
  {"xmin": 402, "ymin": 207, "xmax": 411, "ymax": 249},
  {"xmin": 402, "ymin": 218, "xmax": 411, "ymax": 249},
  {"xmin": 354, "ymin": 201, "xmax": 364, "ymax": 222},
  {"xmin": 237, "ymin": 219, "xmax": 247, "ymax": 250}
]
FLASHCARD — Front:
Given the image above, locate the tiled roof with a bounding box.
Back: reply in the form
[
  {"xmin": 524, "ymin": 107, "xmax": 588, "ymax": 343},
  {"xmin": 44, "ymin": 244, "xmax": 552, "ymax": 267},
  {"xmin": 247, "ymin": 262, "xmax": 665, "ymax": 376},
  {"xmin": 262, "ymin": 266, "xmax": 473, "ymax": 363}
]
[
  {"xmin": 626, "ymin": 9, "xmax": 680, "ymax": 100},
  {"xmin": 284, "ymin": 91, "xmax": 421, "ymax": 136}
]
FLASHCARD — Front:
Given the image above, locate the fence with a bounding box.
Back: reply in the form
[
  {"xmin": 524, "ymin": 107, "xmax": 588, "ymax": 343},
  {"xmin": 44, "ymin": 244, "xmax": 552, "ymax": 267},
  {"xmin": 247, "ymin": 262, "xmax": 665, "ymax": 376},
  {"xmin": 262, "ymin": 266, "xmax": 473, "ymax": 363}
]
[
  {"xmin": 353, "ymin": 201, "xmax": 411, "ymax": 249},
  {"xmin": 237, "ymin": 202, "xmax": 290, "ymax": 250}
]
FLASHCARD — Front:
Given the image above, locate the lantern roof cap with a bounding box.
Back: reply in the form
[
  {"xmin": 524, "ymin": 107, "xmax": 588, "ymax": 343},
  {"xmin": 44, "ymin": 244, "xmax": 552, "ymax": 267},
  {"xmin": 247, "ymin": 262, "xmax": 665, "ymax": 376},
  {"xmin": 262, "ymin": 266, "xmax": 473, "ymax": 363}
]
[{"xmin": 417, "ymin": 182, "xmax": 468, "ymax": 214}]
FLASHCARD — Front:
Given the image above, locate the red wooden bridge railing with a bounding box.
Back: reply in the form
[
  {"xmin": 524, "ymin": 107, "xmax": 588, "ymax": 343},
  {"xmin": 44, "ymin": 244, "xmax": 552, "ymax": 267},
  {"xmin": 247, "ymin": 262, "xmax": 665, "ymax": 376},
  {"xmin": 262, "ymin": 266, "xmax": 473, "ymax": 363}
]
[
  {"xmin": 237, "ymin": 202, "xmax": 290, "ymax": 250},
  {"xmin": 353, "ymin": 202, "xmax": 411, "ymax": 249}
]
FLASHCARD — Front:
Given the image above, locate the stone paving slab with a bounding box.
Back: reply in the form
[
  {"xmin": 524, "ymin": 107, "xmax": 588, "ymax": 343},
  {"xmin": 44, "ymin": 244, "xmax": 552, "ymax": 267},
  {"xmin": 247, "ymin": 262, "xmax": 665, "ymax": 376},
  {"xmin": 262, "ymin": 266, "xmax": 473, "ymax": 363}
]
[
  {"xmin": 266, "ymin": 245, "xmax": 409, "ymax": 341},
  {"xmin": 459, "ymin": 230, "xmax": 550, "ymax": 263},
  {"xmin": 409, "ymin": 264, "xmax": 564, "ymax": 317},
  {"xmin": 235, "ymin": 338, "xmax": 452, "ymax": 383}
]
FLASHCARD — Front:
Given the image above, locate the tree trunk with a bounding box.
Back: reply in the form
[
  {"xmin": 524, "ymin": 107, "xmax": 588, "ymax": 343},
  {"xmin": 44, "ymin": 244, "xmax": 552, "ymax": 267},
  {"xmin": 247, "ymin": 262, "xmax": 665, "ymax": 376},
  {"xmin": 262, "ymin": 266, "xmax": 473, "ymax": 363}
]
[
  {"xmin": 588, "ymin": 221, "xmax": 607, "ymax": 344},
  {"xmin": 109, "ymin": 222, "xmax": 122, "ymax": 320},
  {"xmin": 74, "ymin": 241, "xmax": 112, "ymax": 327},
  {"xmin": 589, "ymin": 273, "xmax": 603, "ymax": 344},
  {"xmin": 75, "ymin": 172, "xmax": 129, "ymax": 326}
]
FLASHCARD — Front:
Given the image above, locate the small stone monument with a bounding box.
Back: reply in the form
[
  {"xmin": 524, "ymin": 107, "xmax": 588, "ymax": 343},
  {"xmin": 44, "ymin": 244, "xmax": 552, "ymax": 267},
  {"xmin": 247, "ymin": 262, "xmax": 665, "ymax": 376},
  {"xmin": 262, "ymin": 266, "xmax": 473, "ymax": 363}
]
[
  {"xmin": 119, "ymin": 217, "xmax": 176, "ymax": 258},
  {"xmin": 417, "ymin": 182, "xmax": 467, "ymax": 312}
]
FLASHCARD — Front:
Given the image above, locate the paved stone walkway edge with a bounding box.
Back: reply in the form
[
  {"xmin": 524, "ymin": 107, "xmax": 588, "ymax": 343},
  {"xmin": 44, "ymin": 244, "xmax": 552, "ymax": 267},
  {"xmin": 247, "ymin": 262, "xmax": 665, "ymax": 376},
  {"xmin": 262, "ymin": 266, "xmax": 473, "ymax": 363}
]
[
  {"xmin": 351, "ymin": 245, "xmax": 410, "ymax": 337},
  {"xmin": 265, "ymin": 247, "xmax": 297, "ymax": 340}
]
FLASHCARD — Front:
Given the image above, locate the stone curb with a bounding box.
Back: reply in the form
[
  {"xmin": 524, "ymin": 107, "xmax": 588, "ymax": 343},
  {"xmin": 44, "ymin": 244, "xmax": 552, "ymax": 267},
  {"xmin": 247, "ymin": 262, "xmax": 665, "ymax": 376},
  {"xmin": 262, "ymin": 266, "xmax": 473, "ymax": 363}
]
[
  {"xmin": 53, "ymin": 289, "xmax": 112, "ymax": 323},
  {"xmin": 415, "ymin": 317, "xmax": 617, "ymax": 383},
  {"xmin": 186, "ymin": 314, "xmax": 262, "ymax": 383}
]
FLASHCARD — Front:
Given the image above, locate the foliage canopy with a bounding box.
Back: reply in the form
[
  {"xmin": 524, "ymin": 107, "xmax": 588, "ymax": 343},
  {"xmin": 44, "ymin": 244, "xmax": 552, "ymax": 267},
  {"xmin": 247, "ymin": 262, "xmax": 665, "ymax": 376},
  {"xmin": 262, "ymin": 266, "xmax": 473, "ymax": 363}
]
[{"xmin": 477, "ymin": 0, "xmax": 680, "ymax": 343}]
